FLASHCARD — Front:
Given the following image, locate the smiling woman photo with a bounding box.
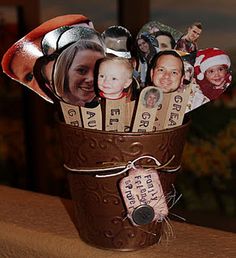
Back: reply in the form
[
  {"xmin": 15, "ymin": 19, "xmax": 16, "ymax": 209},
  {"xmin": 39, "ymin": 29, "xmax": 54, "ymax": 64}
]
[{"xmin": 53, "ymin": 40, "xmax": 105, "ymax": 107}]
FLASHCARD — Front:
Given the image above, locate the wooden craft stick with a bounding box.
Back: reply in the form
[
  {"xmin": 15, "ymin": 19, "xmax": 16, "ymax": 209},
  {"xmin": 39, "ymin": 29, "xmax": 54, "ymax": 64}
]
[
  {"xmin": 105, "ymin": 98, "xmax": 126, "ymax": 132},
  {"xmin": 60, "ymin": 101, "xmax": 82, "ymax": 127},
  {"xmin": 163, "ymin": 85, "xmax": 192, "ymax": 129},
  {"xmin": 124, "ymin": 100, "xmax": 135, "ymax": 132},
  {"xmin": 132, "ymin": 86, "xmax": 163, "ymax": 133},
  {"xmin": 80, "ymin": 104, "xmax": 103, "ymax": 130},
  {"xmin": 96, "ymin": 56, "xmax": 134, "ymax": 132},
  {"xmin": 152, "ymin": 93, "xmax": 171, "ymax": 131}
]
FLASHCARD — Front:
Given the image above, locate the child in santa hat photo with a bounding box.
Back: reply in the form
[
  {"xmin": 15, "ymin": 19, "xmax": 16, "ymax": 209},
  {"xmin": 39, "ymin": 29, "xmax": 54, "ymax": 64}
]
[{"xmin": 194, "ymin": 48, "xmax": 232, "ymax": 100}]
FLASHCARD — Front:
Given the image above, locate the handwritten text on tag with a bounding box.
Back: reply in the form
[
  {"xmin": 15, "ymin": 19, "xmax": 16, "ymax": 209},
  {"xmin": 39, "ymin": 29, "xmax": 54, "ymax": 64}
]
[{"xmin": 119, "ymin": 167, "xmax": 168, "ymax": 226}]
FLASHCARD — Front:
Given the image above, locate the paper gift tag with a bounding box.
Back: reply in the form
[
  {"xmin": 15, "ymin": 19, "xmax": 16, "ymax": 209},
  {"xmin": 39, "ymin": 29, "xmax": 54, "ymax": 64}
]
[
  {"xmin": 60, "ymin": 101, "xmax": 82, "ymax": 127},
  {"xmin": 119, "ymin": 167, "xmax": 168, "ymax": 226},
  {"xmin": 132, "ymin": 86, "xmax": 163, "ymax": 132}
]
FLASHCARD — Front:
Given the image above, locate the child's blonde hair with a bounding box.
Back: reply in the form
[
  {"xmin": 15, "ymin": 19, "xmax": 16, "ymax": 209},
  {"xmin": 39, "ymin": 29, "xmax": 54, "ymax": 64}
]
[{"xmin": 99, "ymin": 56, "xmax": 133, "ymax": 78}]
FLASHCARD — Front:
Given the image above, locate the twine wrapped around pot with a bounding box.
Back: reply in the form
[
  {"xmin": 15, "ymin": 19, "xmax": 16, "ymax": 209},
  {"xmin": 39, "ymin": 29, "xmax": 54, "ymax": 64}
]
[{"xmin": 58, "ymin": 118, "xmax": 190, "ymax": 251}]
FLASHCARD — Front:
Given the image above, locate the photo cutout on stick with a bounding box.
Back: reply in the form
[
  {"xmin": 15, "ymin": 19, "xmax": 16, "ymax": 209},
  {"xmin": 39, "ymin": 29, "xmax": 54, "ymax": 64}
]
[
  {"xmin": 136, "ymin": 32, "xmax": 159, "ymax": 62},
  {"xmin": 175, "ymin": 22, "xmax": 202, "ymax": 54},
  {"xmin": 183, "ymin": 59, "xmax": 195, "ymax": 86},
  {"xmin": 149, "ymin": 50, "xmax": 185, "ymax": 94},
  {"xmin": 132, "ymin": 86, "xmax": 163, "ymax": 132},
  {"xmin": 97, "ymin": 56, "xmax": 133, "ymax": 100},
  {"xmin": 135, "ymin": 32, "xmax": 159, "ymax": 87},
  {"xmin": 173, "ymin": 51, "xmax": 196, "ymax": 95},
  {"xmin": 186, "ymin": 47, "xmax": 232, "ymax": 113},
  {"xmin": 96, "ymin": 56, "xmax": 134, "ymax": 132},
  {"xmin": 138, "ymin": 20, "xmax": 182, "ymax": 44},
  {"xmin": 152, "ymin": 30, "xmax": 176, "ymax": 51},
  {"xmin": 52, "ymin": 39, "xmax": 105, "ymax": 107},
  {"xmin": 1, "ymin": 14, "xmax": 93, "ymax": 103},
  {"xmin": 142, "ymin": 86, "xmax": 163, "ymax": 109},
  {"xmin": 101, "ymin": 25, "xmax": 140, "ymax": 99},
  {"xmin": 194, "ymin": 48, "xmax": 232, "ymax": 100},
  {"xmin": 34, "ymin": 26, "xmax": 106, "ymax": 103},
  {"xmin": 101, "ymin": 25, "xmax": 133, "ymax": 58}
]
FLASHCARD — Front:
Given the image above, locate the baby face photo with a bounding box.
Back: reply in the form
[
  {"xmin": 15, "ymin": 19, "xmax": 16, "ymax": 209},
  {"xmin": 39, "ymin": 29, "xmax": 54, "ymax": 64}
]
[
  {"xmin": 97, "ymin": 56, "xmax": 133, "ymax": 100},
  {"xmin": 194, "ymin": 48, "xmax": 232, "ymax": 100},
  {"xmin": 1, "ymin": 14, "xmax": 93, "ymax": 103}
]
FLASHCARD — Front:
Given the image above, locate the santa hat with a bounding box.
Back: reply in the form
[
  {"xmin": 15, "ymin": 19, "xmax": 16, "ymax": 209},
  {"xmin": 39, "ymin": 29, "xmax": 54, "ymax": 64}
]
[{"xmin": 194, "ymin": 48, "xmax": 231, "ymax": 81}]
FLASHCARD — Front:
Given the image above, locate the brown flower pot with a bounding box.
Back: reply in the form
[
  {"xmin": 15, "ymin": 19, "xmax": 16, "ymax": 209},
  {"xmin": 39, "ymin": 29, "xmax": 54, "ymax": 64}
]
[{"xmin": 58, "ymin": 119, "xmax": 190, "ymax": 251}]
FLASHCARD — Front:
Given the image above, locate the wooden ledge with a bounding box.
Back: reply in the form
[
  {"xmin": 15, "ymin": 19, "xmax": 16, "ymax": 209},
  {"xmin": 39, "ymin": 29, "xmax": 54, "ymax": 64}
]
[{"xmin": 0, "ymin": 185, "xmax": 235, "ymax": 258}]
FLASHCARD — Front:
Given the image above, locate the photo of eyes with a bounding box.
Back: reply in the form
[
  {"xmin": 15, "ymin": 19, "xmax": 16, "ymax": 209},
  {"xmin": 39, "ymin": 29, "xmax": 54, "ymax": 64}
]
[{"xmin": 0, "ymin": 1, "xmax": 235, "ymax": 256}]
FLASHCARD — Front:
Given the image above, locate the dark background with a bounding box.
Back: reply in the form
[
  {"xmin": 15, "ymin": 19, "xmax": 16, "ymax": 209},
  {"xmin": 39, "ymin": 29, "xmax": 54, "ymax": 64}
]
[{"xmin": 0, "ymin": 0, "xmax": 235, "ymax": 232}]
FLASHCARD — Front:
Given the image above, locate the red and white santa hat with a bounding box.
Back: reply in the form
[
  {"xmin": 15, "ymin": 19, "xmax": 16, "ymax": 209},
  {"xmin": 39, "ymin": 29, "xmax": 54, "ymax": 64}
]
[{"xmin": 194, "ymin": 48, "xmax": 231, "ymax": 81}]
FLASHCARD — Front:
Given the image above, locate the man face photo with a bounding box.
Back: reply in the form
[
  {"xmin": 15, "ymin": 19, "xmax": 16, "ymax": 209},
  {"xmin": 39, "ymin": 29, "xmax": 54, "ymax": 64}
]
[{"xmin": 150, "ymin": 53, "xmax": 184, "ymax": 93}]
